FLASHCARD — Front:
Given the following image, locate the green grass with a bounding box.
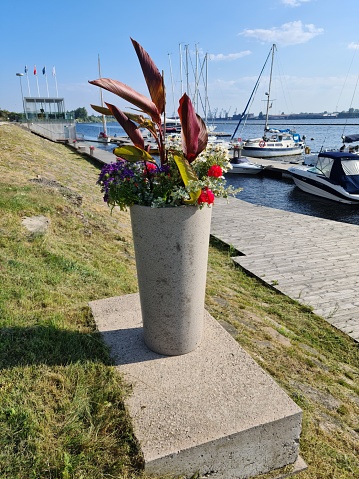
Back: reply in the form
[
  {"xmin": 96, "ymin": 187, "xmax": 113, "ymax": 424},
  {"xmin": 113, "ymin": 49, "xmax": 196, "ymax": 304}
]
[{"xmin": 0, "ymin": 123, "xmax": 358, "ymax": 478}]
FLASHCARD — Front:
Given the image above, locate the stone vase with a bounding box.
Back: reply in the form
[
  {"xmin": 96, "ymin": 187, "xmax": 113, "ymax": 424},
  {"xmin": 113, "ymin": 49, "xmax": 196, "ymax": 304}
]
[{"xmin": 130, "ymin": 204, "xmax": 212, "ymax": 356}]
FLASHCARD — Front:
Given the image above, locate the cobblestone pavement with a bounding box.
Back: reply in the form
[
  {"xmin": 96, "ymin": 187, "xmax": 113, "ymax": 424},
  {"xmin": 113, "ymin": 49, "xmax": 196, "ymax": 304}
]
[{"xmin": 211, "ymin": 198, "xmax": 359, "ymax": 342}]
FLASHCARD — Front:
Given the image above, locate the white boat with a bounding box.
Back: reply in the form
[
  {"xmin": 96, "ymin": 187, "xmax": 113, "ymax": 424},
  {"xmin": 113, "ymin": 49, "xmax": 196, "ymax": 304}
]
[
  {"xmin": 340, "ymin": 133, "xmax": 359, "ymax": 154},
  {"xmin": 228, "ymin": 156, "xmax": 264, "ymax": 175},
  {"xmin": 233, "ymin": 44, "xmax": 306, "ymax": 158},
  {"xmin": 163, "ymin": 117, "xmax": 181, "ymax": 133},
  {"xmin": 242, "ymin": 128, "xmax": 305, "ymax": 158},
  {"xmin": 207, "ymin": 135, "xmax": 231, "ymax": 150},
  {"xmin": 288, "ymin": 151, "xmax": 359, "ymax": 204}
]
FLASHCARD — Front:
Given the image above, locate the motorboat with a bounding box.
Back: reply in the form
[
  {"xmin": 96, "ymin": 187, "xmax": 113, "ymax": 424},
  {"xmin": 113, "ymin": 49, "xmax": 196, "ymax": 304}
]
[
  {"xmin": 301, "ymin": 133, "xmax": 359, "ymax": 167},
  {"xmin": 340, "ymin": 133, "xmax": 359, "ymax": 154},
  {"xmin": 207, "ymin": 135, "xmax": 231, "ymax": 150},
  {"xmin": 228, "ymin": 156, "xmax": 264, "ymax": 175},
  {"xmin": 231, "ymin": 44, "xmax": 306, "ymax": 158},
  {"xmin": 288, "ymin": 151, "xmax": 359, "ymax": 204}
]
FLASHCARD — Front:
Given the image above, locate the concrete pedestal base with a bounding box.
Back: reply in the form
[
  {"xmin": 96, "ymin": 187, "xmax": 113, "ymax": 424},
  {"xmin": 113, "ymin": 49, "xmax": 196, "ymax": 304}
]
[{"xmin": 89, "ymin": 293, "xmax": 306, "ymax": 479}]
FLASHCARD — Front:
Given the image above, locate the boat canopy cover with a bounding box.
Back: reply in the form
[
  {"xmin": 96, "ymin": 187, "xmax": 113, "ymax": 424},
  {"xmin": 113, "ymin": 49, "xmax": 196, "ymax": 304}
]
[
  {"xmin": 318, "ymin": 151, "xmax": 359, "ymax": 160},
  {"xmin": 318, "ymin": 151, "xmax": 359, "ymax": 193},
  {"xmin": 267, "ymin": 128, "xmax": 292, "ymax": 134},
  {"xmin": 343, "ymin": 134, "xmax": 359, "ymax": 143}
]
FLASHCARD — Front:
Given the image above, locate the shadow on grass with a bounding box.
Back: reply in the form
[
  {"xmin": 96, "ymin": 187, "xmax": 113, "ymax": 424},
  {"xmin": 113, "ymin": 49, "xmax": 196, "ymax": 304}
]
[{"xmin": 0, "ymin": 325, "xmax": 112, "ymax": 369}]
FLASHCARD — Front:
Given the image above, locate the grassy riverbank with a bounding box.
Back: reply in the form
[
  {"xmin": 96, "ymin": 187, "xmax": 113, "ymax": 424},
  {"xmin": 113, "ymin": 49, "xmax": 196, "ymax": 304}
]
[{"xmin": 0, "ymin": 123, "xmax": 358, "ymax": 479}]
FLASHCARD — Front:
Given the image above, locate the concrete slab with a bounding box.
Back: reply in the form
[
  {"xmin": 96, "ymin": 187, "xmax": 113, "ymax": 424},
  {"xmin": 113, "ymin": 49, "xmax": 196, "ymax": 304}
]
[{"xmin": 89, "ymin": 293, "xmax": 305, "ymax": 479}]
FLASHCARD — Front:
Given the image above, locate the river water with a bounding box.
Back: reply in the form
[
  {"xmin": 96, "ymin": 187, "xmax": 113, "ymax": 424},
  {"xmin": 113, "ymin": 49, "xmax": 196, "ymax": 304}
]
[{"xmin": 76, "ymin": 119, "xmax": 359, "ymax": 226}]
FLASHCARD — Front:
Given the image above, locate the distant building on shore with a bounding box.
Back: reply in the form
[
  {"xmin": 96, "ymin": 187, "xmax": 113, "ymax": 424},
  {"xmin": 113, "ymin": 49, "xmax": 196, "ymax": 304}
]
[
  {"xmin": 24, "ymin": 97, "xmax": 70, "ymax": 120},
  {"xmin": 23, "ymin": 97, "xmax": 76, "ymax": 142}
]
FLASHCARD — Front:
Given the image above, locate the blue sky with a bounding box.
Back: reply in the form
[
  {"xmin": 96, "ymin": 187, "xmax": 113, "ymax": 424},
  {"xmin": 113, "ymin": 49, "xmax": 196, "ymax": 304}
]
[{"xmin": 2, "ymin": 0, "xmax": 359, "ymax": 117}]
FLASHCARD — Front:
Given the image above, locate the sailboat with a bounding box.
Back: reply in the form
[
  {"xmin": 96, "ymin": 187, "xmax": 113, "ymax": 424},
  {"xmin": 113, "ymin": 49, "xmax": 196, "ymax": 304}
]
[
  {"xmin": 234, "ymin": 44, "xmax": 306, "ymax": 158},
  {"xmin": 97, "ymin": 54, "xmax": 110, "ymax": 143}
]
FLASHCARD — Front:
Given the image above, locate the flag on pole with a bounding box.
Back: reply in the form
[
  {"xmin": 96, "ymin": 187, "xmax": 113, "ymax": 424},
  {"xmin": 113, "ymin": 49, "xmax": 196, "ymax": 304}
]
[
  {"xmin": 34, "ymin": 65, "xmax": 37, "ymax": 75},
  {"xmin": 52, "ymin": 66, "xmax": 56, "ymax": 76},
  {"xmin": 24, "ymin": 65, "xmax": 31, "ymax": 96},
  {"xmin": 42, "ymin": 66, "xmax": 49, "ymax": 97}
]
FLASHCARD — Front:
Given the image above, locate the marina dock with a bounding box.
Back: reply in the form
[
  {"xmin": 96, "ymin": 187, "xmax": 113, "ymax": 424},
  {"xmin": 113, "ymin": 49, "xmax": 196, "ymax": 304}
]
[
  {"xmin": 211, "ymin": 198, "xmax": 359, "ymax": 343},
  {"xmin": 72, "ymin": 140, "xmax": 299, "ymax": 176},
  {"xmin": 71, "ymin": 141, "xmax": 359, "ymax": 342}
]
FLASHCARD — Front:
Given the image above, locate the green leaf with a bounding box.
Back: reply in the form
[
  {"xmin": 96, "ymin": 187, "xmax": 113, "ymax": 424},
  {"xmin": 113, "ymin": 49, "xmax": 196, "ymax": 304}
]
[
  {"xmin": 123, "ymin": 113, "xmax": 159, "ymax": 139},
  {"xmin": 90, "ymin": 104, "xmax": 112, "ymax": 116},
  {"xmin": 113, "ymin": 145, "xmax": 155, "ymax": 163},
  {"xmin": 173, "ymin": 154, "xmax": 201, "ymax": 204}
]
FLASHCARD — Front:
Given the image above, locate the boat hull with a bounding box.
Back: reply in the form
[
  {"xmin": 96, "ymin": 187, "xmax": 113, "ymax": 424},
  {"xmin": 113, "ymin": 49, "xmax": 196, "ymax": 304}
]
[
  {"xmin": 97, "ymin": 136, "xmax": 111, "ymax": 143},
  {"xmin": 228, "ymin": 163, "xmax": 263, "ymax": 175},
  {"xmin": 228, "ymin": 156, "xmax": 264, "ymax": 175},
  {"xmin": 242, "ymin": 145, "xmax": 304, "ymax": 158},
  {"xmin": 289, "ymin": 167, "xmax": 359, "ymax": 204}
]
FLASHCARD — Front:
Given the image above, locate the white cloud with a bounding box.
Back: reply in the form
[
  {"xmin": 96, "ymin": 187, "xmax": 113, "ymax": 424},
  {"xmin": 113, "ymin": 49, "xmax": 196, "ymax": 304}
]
[
  {"xmin": 240, "ymin": 20, "xmax": 323, "ymax": 46},
  {"xmin": 209, "ymin": 51, "xmax": 251, "ymax": 61},
  {"xmin": 281, "ymin": 0, "xmax": 311, "ymax": 6},
  {"xmin": 348, "ymin": 42, "xmax": 359, "ymax": 50}
]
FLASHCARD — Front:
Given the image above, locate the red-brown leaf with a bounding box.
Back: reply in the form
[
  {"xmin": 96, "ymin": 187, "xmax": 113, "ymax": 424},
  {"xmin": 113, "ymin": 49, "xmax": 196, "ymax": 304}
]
[
  {"xmin": 131, "ymin": 38, "xmax": 165, "ymax": 115},
  {"xmin": 178, "ymin": 94, "xmax": 200, "ymax": 163},
  {"xmin": 196, "ymin": 114, "xmax": 209, "ymax": 157},
  {"xmin": 89, "ymin": 78, "xmax": 161, "ymax": 124},
  {"xmin": 105, "ymin": 102, "xmax": 144, "ymax": 149}
]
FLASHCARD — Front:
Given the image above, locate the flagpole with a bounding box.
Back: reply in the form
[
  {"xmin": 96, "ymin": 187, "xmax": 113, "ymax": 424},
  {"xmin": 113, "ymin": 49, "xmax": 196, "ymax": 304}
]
[
  {"xmin": 34, "ymin": 65, "xmax": 40, "ymax": 97},
  {"xmin": 43, "ymin": 67, "xmax": 49, "ymax": 97},
  {"xmin": 52, "ymin": 66, "xmax": 58, "ymax": 97},
  {"xmin": 24, "ymin": 66, "xmax": 31, "ymax": 96}
]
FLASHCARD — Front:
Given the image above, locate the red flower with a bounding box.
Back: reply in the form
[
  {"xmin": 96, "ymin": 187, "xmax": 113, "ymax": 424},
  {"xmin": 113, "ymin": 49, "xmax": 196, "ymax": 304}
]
[
  {"xmin": 143, "ymin": 162, "xmax": 157, "ymax": 176},
  {"xmin": 198, "ymin": 187, "xmax": 215, "ymax": 205},
  {"xmin": 207, "ymin": 165, "xmax": 223, "ymax": 178}
]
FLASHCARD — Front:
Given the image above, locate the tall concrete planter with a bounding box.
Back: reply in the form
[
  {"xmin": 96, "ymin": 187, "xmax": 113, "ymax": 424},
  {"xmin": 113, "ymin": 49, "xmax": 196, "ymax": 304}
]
[{"xmin": 130, "ymin": 204, "xmax": 212, "ymax": 356}]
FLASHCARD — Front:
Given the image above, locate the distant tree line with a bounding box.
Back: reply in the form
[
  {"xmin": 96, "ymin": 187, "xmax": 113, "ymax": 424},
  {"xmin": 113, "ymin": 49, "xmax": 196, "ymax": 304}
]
[
  {"xmin": 0, "ymin": 106, "xmax": 114, "ymax": 123},
  {"xmin": 4, "ymin": 105, "xmax": 359, "ymax": 123},
  {"xmin": 0, "ymin": 108, "xmax": 23, "ymax": 122},
  {"xmin": 67, "ymin": 107, "xmax": 116, "ymax": 123}
]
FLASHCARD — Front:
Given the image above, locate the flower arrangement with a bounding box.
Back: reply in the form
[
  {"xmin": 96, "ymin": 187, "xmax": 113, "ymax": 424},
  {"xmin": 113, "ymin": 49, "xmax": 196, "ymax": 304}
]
[{"xmin": 90, "ymin": 38, "xmax": 235, "ymax": 209}]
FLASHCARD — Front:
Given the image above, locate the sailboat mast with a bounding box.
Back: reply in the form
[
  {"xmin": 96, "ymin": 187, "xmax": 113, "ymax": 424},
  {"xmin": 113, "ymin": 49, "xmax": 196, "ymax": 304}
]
[
  {"xmin": 195, "ymin": 44, "xmax": 199, "ymax": 111},
  {"xmin": 205, "ymin": 53, "xmax": 208, "ymax": 125},
  {"xmin": 185, "ymin": 45, "xmax": 190, "ymax": 97},
  {"xmin": 168, "ymin": 53, "xmax": 176, "ymax": 117},
  {"xmin": 264, "ymin": 44, "xmax": 276, "ymax": 132},
  {"xmin": 179, "ymin": 43, "xmax": 183, "ymax": 97},
  {"xmin": 98, "ymin": 54, "xmax": 107, "ymax": 136}
]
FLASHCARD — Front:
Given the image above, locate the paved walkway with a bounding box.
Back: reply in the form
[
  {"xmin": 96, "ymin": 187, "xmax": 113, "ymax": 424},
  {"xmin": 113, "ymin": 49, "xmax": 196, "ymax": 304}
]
[
  {"xmin": 211, "ymin": 198, "xmax": 359, "ymax": 342},
  {"xmin": 73, "ymin": 142, "xmax": 114, "ymax": 164}
]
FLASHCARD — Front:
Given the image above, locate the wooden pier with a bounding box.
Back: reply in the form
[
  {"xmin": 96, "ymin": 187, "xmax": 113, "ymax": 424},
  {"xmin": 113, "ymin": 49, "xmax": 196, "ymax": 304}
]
[
  {"xmin": 71, "ymin": 141, "xmax": 359, "ymax": 342},
  {"xmin": 211, "ymin": 198, "xmax": 359, "ymax": 342},
  {"xmin": 73, "ymin": 139, "xmax": 300, "ymax": 175}
]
